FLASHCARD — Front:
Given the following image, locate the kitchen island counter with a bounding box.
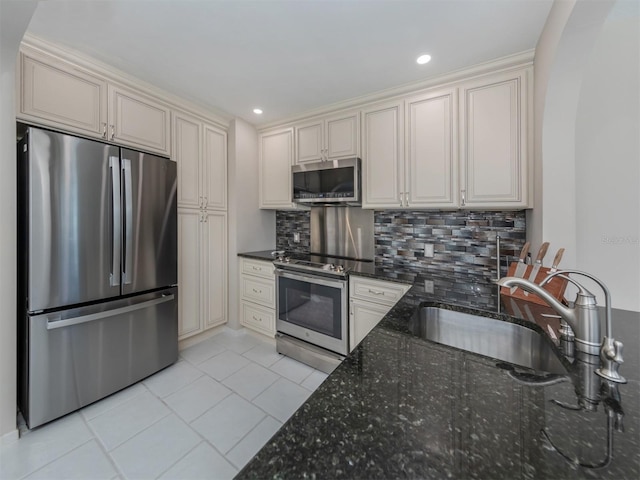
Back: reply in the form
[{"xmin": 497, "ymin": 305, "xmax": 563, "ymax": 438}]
[{"xmin": 235, "ymin": 262, "xmax": 640, "ymax": 480}]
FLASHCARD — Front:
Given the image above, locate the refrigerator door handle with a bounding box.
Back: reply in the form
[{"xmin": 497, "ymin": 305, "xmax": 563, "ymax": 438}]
[
  {"xmin": 46, "ymin": 293, "xmax": 175, "ymax": 330},
  {"xmin": 109, "ymin": 157, "xmax": 121, "ymax": 287},
  {"xmin": 122, "ymin": 158, "xmax": 133, "ymax": 285}
]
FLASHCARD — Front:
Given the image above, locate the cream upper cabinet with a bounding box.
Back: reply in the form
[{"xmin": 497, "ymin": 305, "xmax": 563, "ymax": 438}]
[
  {"xmin": 174, "ymin": 112, "xmax": 201, "ymax": 208},
  {"xmin": 259, "ymin": 127, "xmax": 297, "ymax": 209},
  {"xmin": 405, "ymin": 88, "xmax": 458, "ymax": 208},
  {"xmin": 108, "ymin": 85, "xmax": 170, "ymax": 155},
  {"xmin": 459, "ymin": 69, "xmax": 530, "ymax": 208},
  {"xmin": 19, "ymin": 51, "xmax": 108, "ymax": 138},
  {"xmin": 362, "ymin": 100, "xmax": 404, "ymax": 208},
  {"xmin": 295, "ymin": 120, "xmax": 324, "ymax": 163},
  {"xmin": 173, "ymin": 111, "xmax": 227, "ymax": 210},
  {"xmin": 18, "ymin": 49, "xmax": 171, "ymax": 156},
  {"xmin": 295, "ymin": 111, "xmax": 360, "ymax": 164}
]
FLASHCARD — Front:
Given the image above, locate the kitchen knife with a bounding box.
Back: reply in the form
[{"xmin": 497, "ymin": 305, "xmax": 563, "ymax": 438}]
[
  {"xmin": 510, "ymin": 241, "xmax": 530, "ymax": 294},
  {"xmin": 524, "ymin": 242, "xmax": 550, "ymax": 294},
  {"xmin": 549, "ymin": 248, "xmax": 565, "ymax": 273}
]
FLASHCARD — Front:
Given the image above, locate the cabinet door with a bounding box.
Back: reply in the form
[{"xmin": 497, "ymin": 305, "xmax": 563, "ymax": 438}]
[
  {"xmin": 20, "ymin": 52, "xmax": 108, "ymax": 138},
  {"xmin": 459, "ymin": 70, "xmax": 529, "ymax": 207},
  {"xmin": 178, "ymin": 209, "xmax": 202, "ymax": 338},
  {"xmin": 325, "ymin": 112, "xmax": 360, "ymax": 160},
  {"xmin": 406, "ymin": 89, "xmax": 458, "ymax": 207},
  {"xmin": 203, "ymin": 211, "xmax": 227, "ymax": 329},
  {"xmin": 259, "ymin": 127, "xmax": 295, "ymax": 209},
  {"xmin": 349, "ymin": 300, "xmax": 392, "ymax": 351},
  {"xmin": 109, "ymin": 85, "xmax": 170, "ymax": 155},
  {"xmin": 362, "ymin": 101, "xmax": 404, "ymax": 208},
  {"xmin": 173, "ymin": 112, "xmax": 202, "ymax": 208},
  {"xmin": 203, "ymin": 124, "xmax": 227, "ymax": 210},
  {"xmin": 295, "ymin": 121, "xmax": 324, "ymax": 163}
]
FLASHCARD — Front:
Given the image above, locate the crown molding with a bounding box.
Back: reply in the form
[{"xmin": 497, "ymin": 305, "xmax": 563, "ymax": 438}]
[
  {"xmin": 20, "ymin": 33, "xmax": 233, "ymax": 129},
  {"xmin": 256, "ymin": 49, "xmax": 534, "ymax": 131}
]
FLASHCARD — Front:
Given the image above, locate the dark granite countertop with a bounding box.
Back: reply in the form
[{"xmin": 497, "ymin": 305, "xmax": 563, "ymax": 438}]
[{"xmin": 236, "ymin": 251, "xmax": 640, "ymax": 479}]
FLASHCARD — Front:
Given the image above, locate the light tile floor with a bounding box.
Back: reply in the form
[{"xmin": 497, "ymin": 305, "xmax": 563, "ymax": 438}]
[{"xmin": 0, "ymin": 329, "xmax": 328, "ymax": 480}]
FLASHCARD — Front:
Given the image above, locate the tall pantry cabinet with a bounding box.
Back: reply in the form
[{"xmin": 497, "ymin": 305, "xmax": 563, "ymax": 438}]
[{"xmin": 174, "ymin": 111, "xmax": 228, "ymax": 339}]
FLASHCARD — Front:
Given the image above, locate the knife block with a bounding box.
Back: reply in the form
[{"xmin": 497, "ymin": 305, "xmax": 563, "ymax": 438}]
[{"xmin": 500, "ymin": 263, "xmax": 569, "ymax": 306}]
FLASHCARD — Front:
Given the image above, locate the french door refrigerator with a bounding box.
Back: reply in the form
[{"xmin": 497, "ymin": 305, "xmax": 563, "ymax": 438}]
[{"xmin": 18, "ymin": 125, "xmax": 178, "ymax": 428}]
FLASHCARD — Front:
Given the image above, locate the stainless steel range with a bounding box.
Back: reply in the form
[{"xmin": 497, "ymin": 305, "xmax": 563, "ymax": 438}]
[{"xmin": 274, "ymin": 207, "xmax": 374, "ymax": 373}]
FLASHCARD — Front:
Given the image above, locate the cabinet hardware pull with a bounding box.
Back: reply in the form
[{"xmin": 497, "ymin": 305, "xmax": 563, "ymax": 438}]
[
  {"xmin": 102, "ymin": 123, "xmax": 107, "ymax": 139},
  {"xmin": 398, "ymin": 192, "xmax": 403, "ymax": 206},
  {"xmin": 110, "ymin": 125, "xmax": 115, "ymax": 140},
  {"xmin": 405, "ymin": 192, "xmax": 409, "ymax": 206},
  {"xmin": 252, "ymin": 266, "xmax": 261, "ymax": 271},
  {"xmin": 368, "ymin": 289, "xmax": 384, "ymax": 295},
  {"xmin": 461, "ymin": 189, "xmax": 466, "ymax": 207},
  {"xmin": 204, "ymin": 196, "xmax": 208, "ymax": 207},
  {"xmin": 252, "ymin": 288, "xmax": 261, "ymax": 294},
  {"xmin": 252, "ymin": 315, "xmax": 261, "ymax": 322}
]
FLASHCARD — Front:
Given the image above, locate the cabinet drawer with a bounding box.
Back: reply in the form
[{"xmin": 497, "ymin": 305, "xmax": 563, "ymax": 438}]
[
  {"xmin": 241, "ymin": 276, "xmax": 275, "ymax": 308},
  {"xmin": 241, "ymin": 258, "xmax": 274, "ymax": 280},
  {"xmin": 350, "ymin": 276, "xmax": 410, "ymax": 306},
  {"xmin": 241, "ymin": 301, "xmax": 275, "ymax": 336}
]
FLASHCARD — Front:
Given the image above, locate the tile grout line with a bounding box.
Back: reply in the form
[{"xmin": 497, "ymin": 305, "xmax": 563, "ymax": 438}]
[
  {"xmin": 223, "ymin": 414, "xmax": 282, "ymax": 471},
  {"xmin": 79, "ymin": 412, "xmax": 127, "ymax": 480}
]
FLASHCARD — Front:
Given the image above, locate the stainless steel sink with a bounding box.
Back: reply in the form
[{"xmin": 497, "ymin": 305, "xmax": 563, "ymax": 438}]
[{"xmin": 412, "ymin": 307, "xmax": 567, "ymax": 374}]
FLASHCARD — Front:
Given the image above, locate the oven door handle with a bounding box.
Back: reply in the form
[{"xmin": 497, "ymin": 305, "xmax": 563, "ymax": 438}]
[{"xmin": 275, "ymin": 268, "xmax": 347, "ymax": 289}]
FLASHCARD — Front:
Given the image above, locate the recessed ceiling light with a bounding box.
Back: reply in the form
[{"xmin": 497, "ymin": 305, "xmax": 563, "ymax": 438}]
[
  {"xmin": 416, "ymin": 54, "xmax": 432, "ymax": 65},
  {"xmin": 253, "ymin": 108, "xmax": 263, "ymax": 114}
]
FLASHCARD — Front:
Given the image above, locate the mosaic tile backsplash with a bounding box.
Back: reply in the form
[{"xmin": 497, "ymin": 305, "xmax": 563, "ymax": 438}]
[
  {"xmin": 276, "ymin": 210, "xmax": 311, "ymax": 254},
  {"xmin": 276, "ymin": 209, "xmax": 526, "ymax": 278},
  {"xmin": 375, "ymin": 210, "xmax": 526, "ymax": 279}
]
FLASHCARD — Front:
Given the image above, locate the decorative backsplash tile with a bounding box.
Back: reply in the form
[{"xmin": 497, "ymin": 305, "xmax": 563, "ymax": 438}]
[
  {"xmin": 276, "ymin": 209, "xmax": 526, "ymax": 279},
  {"xmin": 375, "ymin": 210, "xmax": 526, "ymax": 279},
  {"xmin": 276, "ymin": 210, "xmax": 311, "ymax": 254}
]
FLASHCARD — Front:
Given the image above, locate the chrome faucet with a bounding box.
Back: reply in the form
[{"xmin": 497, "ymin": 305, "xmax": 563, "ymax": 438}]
[{"xmin": 497, "ymin": 270, "xmax": 626, "ymax": 384}]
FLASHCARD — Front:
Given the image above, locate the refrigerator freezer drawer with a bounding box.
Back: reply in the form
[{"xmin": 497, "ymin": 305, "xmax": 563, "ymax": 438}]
[{"xmin": 21, "ymin": 288, "xmax": 178, "ymax": 428}]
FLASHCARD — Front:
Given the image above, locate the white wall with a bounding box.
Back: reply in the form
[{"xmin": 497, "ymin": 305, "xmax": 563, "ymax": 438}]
[
  {"xmin": 227, "ymin": 119, "xmax": 275, "ymax": 329},
  {"xmin": 575, "ymin": 2, "xmax": 640, "ymax": 311},
  {"xmin": 0, "ymin": 0, "xmax": 38, "ymax": 442},
  {"xmin": 531, "ymin": 0, "xmax": 640, "ymax": 310},
  {"xmin": 529, "ymin": 0, "xmax": 577, "ymax": 249}
]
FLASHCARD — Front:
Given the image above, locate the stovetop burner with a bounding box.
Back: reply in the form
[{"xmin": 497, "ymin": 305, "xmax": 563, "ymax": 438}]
[{"xmin": 272, "ymin": 251, "xmax": 371, "ymax": 278}]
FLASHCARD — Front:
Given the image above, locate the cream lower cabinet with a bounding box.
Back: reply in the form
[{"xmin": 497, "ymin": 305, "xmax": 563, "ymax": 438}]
[
  {"xmin": 239, "ymin": 258, "xmax": 276, "ymax": 337},
  {"xmin": 349, "ymin": 276, "xmax": 410, "ymax": 351},
  {"xmin": 459, "ymin": 68, "xmax": 531, "ymax": 208},
  {"xmin": 178, "ymin": 208, "xmax": 227, "ymax": 339},
  {"xmin": 18, "ymin": 46, "xmax": 171, "ymax": 156}
]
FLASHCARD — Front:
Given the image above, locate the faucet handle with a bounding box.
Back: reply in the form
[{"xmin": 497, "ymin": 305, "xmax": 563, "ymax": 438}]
[{"xmin": 596, "ymin": 337, "xmax": 627, "ymax": 384}]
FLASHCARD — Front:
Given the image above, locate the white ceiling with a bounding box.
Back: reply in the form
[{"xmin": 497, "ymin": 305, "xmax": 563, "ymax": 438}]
[{"xmin": 25, "ymin": 0, "xmax": 554, "ymax": 126}]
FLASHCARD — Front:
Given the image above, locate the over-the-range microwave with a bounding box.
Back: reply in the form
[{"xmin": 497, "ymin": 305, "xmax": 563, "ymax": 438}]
[{"xmin": 292, "ymin": 157, "xmax": 361, "ymax": 205}]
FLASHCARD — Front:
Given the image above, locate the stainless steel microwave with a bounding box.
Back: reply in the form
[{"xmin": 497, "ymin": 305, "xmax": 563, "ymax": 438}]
[{"xmin": 292, "ymin": 157, "xmax": 361, "ymax": 205}]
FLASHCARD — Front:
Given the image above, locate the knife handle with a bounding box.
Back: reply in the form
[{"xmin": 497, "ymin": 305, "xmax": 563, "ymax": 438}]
[
  {"xmin": 550, "ymin": 248, "xmax": 565, "ymax": 271},
  {"xmin": 518, "ymin": 242, "xmax": 530, "ymax": 263},
  {"xmin": 535, "ymin": 242, "xmax": 550, "ymax": 264}
]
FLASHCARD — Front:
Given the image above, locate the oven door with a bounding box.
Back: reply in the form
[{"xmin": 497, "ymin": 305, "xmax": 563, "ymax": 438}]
[{"xmin": 276, "ymin": 269, "xmax": 348, "ymax": 355}]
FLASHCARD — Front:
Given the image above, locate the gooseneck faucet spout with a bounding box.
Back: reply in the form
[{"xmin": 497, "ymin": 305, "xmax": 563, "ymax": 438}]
[{"xmin": 497, "ymin": 270, "xmax": 626, "ymax": 384}]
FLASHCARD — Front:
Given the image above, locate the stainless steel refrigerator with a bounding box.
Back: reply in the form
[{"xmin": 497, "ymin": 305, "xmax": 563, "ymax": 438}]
[{"xmin": 17, "ymin": 125, "xmax": 178, "ymax": 428}]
